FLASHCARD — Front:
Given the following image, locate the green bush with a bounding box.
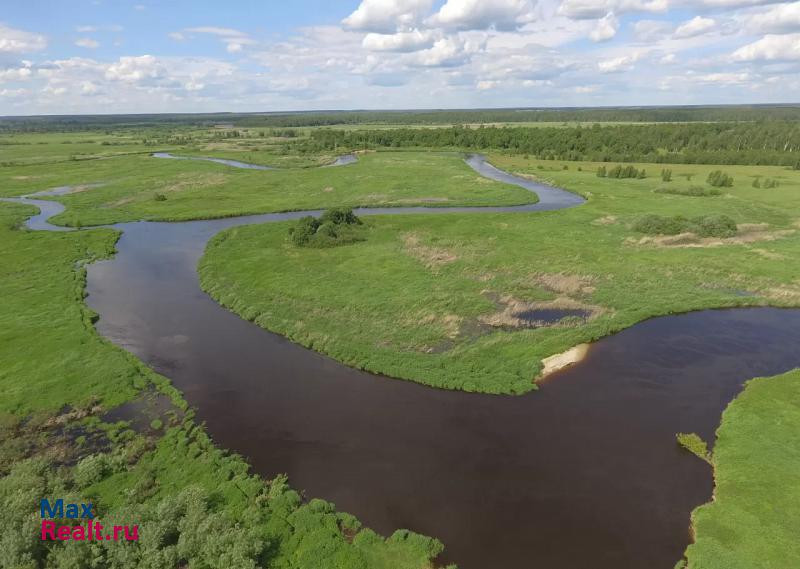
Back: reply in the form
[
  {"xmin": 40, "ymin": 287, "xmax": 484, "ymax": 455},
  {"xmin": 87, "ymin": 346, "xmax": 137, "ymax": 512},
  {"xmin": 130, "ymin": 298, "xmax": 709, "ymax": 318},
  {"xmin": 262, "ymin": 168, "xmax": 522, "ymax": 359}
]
[
  {"xmin": 633, "ymin": 214, "xmax": 688, "ymax": 235},
  {"xmin": 707, "ymin": 170, "xmax": 734, "ymax": 187},
  {"xmin": 74, "ymin": 454, "xmax": 110, "ymax": 487},
  {"xmin": 693, "ymin": 214, "xmax": 737, "ymax": 238},
  {"xmin": 654, "ymin": 185, "xmax": 722, "ymax": 197},
  {"xmin": 661, "ymin": 168, "xmax": 672, "ymax": 182},
  {"xmin": 596, "ymin": 166, "xmax": 606, "ymax": 177},
  {"xmin": 289, "ymin": 208, "xmax": 365, "ymax": 248},
  {"xmin": 633, "ymin": 214, "xmax": 737, "ymax": 237},
  {"xmin": 606, "ymin": 164, "xmax": 646, "ymax": 179},
  {"xmin": 153, "ymin": 193, "xmax": 167, "ymax": 201},
  {"xmin": 320, "ymin": 207, "xmax": 361, "ymax": 226}
]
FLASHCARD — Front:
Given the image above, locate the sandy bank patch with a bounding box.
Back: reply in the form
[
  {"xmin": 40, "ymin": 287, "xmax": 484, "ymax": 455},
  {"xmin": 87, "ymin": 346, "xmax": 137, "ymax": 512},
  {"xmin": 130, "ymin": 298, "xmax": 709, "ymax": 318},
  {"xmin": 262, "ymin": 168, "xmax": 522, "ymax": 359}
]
[
  {"xmin": 628, "ymin": 223, "xmax": 796, "ymax": 248},
  {"xmin": 539, "ymin": 344, "xmax": 590, "ymax": 379},
  {"xmin": 479, "ymin": 294, "xmax": 603, "ymax": 329},
  {"xmin": 66, "ymin": 183, "xmax": 103, "ymax": 194},
  {"xmin": 402, "ymin": 232, "xmax": 458, "ymax": 269},
  {"xmin": 750, "ymin": 248, "xmax": 785, "ymax": 260},
  {"xmin": 322, "ymin": 186, "xmax": 334, "ymax": 193},
  {"xmin": 12, "ymin": 175, "xmax": 42, "ymax": 180},
  {"xmin": 592, "ymin": 215, "xmax": 617, "ymax": 226}
]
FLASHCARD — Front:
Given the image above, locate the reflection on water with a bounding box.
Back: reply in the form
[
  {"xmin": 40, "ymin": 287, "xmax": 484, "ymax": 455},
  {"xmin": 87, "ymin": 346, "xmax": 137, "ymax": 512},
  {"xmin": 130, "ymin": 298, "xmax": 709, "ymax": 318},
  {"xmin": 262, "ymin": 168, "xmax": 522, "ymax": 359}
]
[{"xmin": 152, "ymin": 152, "xmax": 276, "ymax": 170}]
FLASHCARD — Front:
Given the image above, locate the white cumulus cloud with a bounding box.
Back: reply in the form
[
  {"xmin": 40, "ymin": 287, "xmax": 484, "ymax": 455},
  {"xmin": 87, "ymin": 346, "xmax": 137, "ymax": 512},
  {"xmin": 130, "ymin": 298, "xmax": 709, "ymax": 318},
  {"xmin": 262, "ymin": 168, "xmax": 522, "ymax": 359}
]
[
  {"xmin": 558, "ymin": 0, "xmax": 667, "ymax": 20},
  {"xmin": 427, "ymin": 0, "xmax": 537, "ymax": 31},
  {"xmin": 0, "ymin": 24, "xmax": 47, "ymax": 53},
  {"xmin": 746, "ymin": 2, "xmax": 800, "ymax": 34},
  {"xmin": 674, "ymin": 16, "xmax": 716, "ymax": 38},
  {"xmin": 0, "ymin": 65, "xmax": 32, "ymax": 83},
  {"xmin": 598, "ymin": 53, "xmax": 639, "ymax": 72},
  {"xmin": 410, "ymin": 35, "xmax": 484, "ymax": 66},
  {"xmin": 342, "ymin": 0, "xmax": 433, "ymax": 33},
  {"xmin": 590, "ymin": 12, "xmax": 618, "ymax": 41},
  {"xmin": 75, "ymin": 38, "xmax": 100, "ymax": 49},
  {"xmin": 363, "ymin": 29, "xmax": 437, "ymax": 52},
  {"xmin": 105, "ymin": 55, "xmax": 166, "ymax": 82},
  {"xmin": 732, "ymin": 33, "xmax": 800, "ymax": 60}
]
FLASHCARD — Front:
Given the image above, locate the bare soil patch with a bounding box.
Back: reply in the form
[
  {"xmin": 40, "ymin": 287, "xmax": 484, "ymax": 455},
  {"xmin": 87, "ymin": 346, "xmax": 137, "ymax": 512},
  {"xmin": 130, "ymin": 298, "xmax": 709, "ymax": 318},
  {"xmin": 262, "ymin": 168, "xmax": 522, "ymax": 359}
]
[
  {"xmin": 628, "ymin": 223, "xmax": 796, "ymax": 248},
  {"xmin": 533, "ymin": 273, "xmax": 597, "ymax": 296},
  {"xmin": 592, "ymin": 215, "xmax": 617, "ymax": 226},
  {"xmin": 402, "ymin": 232, "xmax": 458, "ymax": 269}
]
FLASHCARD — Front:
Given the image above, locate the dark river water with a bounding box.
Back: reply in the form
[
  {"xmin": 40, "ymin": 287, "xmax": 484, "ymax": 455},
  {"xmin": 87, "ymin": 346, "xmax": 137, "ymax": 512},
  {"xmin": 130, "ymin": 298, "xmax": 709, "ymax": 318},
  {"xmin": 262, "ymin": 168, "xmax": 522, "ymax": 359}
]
[{"xmin": 6, "ymin": 155, "xmax": 800, "ymax": 569}]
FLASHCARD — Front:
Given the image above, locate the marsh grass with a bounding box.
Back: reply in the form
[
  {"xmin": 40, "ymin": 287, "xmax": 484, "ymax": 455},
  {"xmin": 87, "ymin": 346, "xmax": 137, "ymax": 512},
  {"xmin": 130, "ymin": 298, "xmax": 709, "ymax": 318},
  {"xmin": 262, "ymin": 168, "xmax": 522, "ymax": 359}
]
[
  {"xmin": 676, "ymin": 433, "xmax": 712, "ymax": 464},
  {"xmin": 200, "ymin": 155, "xmax": 800, "ymax": 394},
  {"xmin": 1, "ymin": 151, "xmax": 536, "ymax": 226},
  {"xmin": 683, "ymin": 370, "xmax": 800, "ymax": 568}
]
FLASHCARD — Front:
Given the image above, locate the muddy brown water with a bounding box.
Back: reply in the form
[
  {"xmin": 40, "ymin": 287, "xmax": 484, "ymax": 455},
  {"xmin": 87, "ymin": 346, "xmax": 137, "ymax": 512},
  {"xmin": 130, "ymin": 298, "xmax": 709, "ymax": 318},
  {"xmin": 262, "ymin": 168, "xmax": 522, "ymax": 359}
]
[{"xmin": 6, "ymin": 155, "xmax": 800, "ymax": 568}]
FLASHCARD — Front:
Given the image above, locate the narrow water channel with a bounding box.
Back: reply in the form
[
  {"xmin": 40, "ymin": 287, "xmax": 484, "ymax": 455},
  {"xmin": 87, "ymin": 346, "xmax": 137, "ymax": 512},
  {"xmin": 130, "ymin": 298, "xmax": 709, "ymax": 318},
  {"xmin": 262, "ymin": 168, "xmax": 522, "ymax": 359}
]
[{"xmin": 5, "ymin": 155, "xmax": 798, "ymax": 569}]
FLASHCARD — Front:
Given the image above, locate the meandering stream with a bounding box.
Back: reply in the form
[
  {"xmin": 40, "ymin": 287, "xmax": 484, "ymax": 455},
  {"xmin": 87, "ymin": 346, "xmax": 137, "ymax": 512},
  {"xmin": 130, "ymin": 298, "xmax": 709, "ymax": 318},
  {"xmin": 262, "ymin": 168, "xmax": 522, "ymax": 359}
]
[{"xmin": 5, "ymin": 154, "xmax": 799, "ymax": 569}]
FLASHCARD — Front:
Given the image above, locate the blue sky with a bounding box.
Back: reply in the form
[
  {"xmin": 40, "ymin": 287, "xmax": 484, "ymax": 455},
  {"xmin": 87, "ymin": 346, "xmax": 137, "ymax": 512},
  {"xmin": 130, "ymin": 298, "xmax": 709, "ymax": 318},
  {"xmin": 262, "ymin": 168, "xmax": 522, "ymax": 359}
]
[{"xmin": 1, "ymin": 0, "xmax": 799, "ymax": 114}]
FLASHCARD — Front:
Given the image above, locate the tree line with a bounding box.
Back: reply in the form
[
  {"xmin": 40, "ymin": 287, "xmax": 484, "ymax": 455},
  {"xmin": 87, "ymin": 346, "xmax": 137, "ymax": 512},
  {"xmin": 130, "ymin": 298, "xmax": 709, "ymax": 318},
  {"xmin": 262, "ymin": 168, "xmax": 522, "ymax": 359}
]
[
  {"xmin": 304, "ymin": 122, "xmax": 800, "ymax": 166},
  {"xmin": 4, "ymin": 105, "xmax": 800, "ymax": 133}
]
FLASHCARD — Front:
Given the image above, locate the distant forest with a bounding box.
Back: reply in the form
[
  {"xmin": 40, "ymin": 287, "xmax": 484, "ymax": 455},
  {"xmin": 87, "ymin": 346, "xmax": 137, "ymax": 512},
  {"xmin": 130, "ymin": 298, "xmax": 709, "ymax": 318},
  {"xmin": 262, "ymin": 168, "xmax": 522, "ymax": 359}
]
[
  {"xmin": 2, "ymin": 106, "xmax": 799, "ymax": 166},
  {"xmin": 307, "ymin": 122, "xmax": 800, "ymax": 166},
  {"xmin": 3, "ymin": 104, "xmax": 800, "ymax": 132},
  {"xmin": 236, "ymin": 105, "xmax": 800, "ymax": 127}
]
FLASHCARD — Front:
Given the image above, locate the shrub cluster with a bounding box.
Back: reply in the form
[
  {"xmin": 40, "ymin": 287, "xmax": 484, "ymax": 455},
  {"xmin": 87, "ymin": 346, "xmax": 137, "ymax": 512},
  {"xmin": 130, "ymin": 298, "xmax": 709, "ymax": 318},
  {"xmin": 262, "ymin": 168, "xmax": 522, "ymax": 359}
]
[
  {"xmin": 753, "ymin": 177, "xmax": 780, "ymax": 188},
  {"xmin": 661, "ymin": 168, "xmax": 672, "ymax": 182},
  {"xmin": 289, "ymin": 207, "xmax": 365, "ymax": 247},
  {"xmin": 707, "ymin": 170, "xmax": 734, "ymax": 187},
  {"xmin": 596, "ymin": 165, "xmax": 646, "ymax": 179},
  {"xmin": 633, "ymin": 214, "xmax": 737, "ymax": 237},
  {"xmin": 654, "ymin": 185, "xmax": 722, "ymax": 197}
]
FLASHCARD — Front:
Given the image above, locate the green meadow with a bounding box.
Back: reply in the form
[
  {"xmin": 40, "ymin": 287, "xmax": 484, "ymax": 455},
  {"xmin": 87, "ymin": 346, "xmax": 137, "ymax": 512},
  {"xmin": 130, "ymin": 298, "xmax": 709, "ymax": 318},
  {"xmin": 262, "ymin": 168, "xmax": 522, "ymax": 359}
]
[
  {"xmin": 0, "ymin": 151, "xmax": 534, "ymax": 226},
  {"xmin": 200, "ymin": 155, "xmax": 800, "ymax": 393},
  {"xmin": 2, "ymin": 121, "xmax": 799, "ymax": 569},
  {"xmin": 684, "ymin": 368, "xmax": 800, "ymax": 568}
]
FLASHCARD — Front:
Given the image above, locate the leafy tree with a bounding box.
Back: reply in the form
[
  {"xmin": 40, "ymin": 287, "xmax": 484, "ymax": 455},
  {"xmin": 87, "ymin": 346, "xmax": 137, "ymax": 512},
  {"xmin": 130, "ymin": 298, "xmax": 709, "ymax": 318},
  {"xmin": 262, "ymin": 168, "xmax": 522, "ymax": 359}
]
[{"xmin": 289, "ymin": 208, "xmax": 364, "ymax": 248}]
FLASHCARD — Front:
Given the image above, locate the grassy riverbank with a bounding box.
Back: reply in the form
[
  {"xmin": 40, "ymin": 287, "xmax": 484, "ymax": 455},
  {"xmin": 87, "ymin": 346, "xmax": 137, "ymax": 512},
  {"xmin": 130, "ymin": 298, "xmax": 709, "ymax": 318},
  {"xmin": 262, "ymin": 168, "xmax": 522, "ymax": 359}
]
[
  {"xmin": 0, "ymin": 151, "xmax": 535, "ymax": 226},
  {"xmin": 200, "ymin": 156, "xmax": 800, "ymax": 394},
  {"xmin": 0, "ymin": 201, "xmax": 446, "ymax": 567},
  {"xmin": 683, "ymin": 368, "xmax": 800, "ymax": 568}
]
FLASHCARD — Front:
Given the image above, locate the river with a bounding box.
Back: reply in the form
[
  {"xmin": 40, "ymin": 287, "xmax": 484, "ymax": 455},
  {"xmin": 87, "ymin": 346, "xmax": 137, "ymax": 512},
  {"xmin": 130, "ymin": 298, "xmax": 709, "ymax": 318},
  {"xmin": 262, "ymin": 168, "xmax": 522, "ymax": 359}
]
[{"xmin": 4, "ymin": 154, "xmax": 798, "ymax": 568}]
